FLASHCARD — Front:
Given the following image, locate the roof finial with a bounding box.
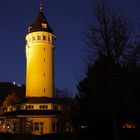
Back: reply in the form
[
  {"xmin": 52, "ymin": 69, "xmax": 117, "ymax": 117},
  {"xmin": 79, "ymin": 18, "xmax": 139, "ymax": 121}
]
[{"xmin": 40, "ymin": 0, "xmax": 43, "ymax": 12}]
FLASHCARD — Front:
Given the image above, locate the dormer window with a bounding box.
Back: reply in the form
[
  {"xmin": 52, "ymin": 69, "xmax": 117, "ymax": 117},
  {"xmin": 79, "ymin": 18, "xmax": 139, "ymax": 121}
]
[
  {"xmin": 28, "ymin": 26, "xmax": 32, "ymax": 32},
  {"xmin": 41, "ymin": 23, "xmax": 47, "ymax": 29}
]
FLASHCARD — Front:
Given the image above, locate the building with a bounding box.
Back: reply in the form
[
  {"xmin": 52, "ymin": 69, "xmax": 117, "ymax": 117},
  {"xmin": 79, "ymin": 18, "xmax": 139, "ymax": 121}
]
[
  {"xmin": 26, "ymin": 1, "xmax": 55, "ymax": 98},
  {"xmin": 0, "ymin": 1, "xmax": 72, "ymax": 135}
]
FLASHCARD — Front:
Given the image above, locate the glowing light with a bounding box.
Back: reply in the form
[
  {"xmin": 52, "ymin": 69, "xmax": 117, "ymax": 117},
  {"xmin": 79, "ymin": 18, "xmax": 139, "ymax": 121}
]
[
  {"xmin": 17, "ymin": 84, "xmax": 21, "ymax": 87},
  {"xmin": 7, "ymin": 125, "xmax": 10, "ymax": 129},
  {"xmin": 81, "ymin": 125, "xmax": 88, "ymax": 129},
  {"xmin": 13, "ymin": 81, "xmax": 16, "ymax": 85}
]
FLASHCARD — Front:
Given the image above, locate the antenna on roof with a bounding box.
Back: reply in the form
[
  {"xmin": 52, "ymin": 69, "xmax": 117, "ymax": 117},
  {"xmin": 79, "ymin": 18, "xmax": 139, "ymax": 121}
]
[{"xmin": 40, "ymin": 0, "xmax": 43, "ymax": 12}]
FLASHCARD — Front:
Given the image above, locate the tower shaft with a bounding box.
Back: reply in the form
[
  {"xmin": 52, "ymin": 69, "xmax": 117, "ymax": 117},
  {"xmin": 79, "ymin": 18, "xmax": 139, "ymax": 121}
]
[{"xmin": 26, "ymin": 31, "xmax": 55, "ymax": 97}]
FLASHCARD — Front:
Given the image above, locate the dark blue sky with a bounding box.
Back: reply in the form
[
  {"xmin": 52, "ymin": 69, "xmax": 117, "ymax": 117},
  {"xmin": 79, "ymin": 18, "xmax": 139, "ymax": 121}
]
[{"xmin": 0, "ymin": 0, "xmax": 139, "ymax": 97}]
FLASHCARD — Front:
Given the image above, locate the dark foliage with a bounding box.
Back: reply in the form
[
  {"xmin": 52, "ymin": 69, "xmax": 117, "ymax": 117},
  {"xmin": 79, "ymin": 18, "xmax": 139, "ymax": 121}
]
[
  {"xmin": 0, "ymin": 82, "xmax": 25, "ymax": 106},
  {"xmin": 74, "ymin": 1, "xmax": 140, "ymax": 140}
]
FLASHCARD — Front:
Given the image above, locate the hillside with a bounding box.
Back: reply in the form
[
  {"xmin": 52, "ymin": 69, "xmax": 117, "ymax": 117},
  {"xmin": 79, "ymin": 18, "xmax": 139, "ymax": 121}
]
[{"xmin": 0, "ymin": 82, "xmax": 25, "ymax": 106}]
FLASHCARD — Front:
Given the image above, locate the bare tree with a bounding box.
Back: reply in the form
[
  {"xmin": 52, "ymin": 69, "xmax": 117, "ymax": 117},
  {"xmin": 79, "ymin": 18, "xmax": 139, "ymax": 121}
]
[
  {"xmin": 2, "ymin": 92, "xmax": 20, "ymax": 109},
  {"xmin": 86, "ymin": 1, "xmax": 132, "ymax": 65},
  {"xmin": 75, "ymin": 1, "xmax": 140, "ymax": 140}
]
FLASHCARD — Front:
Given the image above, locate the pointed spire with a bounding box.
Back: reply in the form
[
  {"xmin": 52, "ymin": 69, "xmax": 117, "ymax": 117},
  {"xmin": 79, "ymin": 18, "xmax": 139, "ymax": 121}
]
[{"xmin": 40, "ymin": 0, "xmax": 43, "ymax": 12}]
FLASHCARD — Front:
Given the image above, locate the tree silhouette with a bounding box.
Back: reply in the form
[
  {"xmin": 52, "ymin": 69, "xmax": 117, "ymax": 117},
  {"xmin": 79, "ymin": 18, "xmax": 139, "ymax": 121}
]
[
  {"xmin": 75, "ymin": 1, "xmax": 140, "ymax": 140},
  {"xmin": 85, "ymin": 1, "xmax": 133, "ymax": 64},
  {"xmin": 2, "ymin": 92, "xmax": 20, "ymax": 109}
]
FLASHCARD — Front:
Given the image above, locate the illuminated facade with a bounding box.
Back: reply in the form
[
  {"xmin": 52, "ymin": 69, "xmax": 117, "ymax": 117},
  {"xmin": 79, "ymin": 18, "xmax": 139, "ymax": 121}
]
[
  {"xmin": 0, "ymin": 1, "xmax": 72, "ymax": 135},
  {"xmin": 22, "ymin": 2, "xmax": 60, "ymax": 135},
  {"xmin": 26, "ymin": 6, "xmax": 56, "ymax": 98}
]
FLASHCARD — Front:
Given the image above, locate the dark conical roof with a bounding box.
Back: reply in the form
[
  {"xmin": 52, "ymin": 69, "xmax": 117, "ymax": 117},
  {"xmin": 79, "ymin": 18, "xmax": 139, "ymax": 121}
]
[{"xmin": 28, "ymin": 11, "xmax": 53, "ymax": 34}]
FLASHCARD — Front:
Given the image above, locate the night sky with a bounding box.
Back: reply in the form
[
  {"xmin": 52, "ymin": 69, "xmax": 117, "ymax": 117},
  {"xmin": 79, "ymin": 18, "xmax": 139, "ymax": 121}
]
[{"xmin": 0, "ymin": 0, "xmax": 139, "ymax": 97}]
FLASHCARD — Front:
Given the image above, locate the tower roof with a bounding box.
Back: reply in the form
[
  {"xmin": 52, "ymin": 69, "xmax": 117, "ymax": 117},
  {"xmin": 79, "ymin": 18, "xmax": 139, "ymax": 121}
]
[
  {"xmin": 27, "ymin": 2, "xmax": 53, "ymax": 34},
  {"xmin": 28, "ymin": 11, "xmax": 53, "ymax": 34}
]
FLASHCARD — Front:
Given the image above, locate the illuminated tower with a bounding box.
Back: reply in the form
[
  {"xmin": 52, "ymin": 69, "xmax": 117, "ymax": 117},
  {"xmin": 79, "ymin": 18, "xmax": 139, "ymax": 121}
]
[{"xmin": 25, "ymin": 1, "xmax": 56, "ymax": 98}]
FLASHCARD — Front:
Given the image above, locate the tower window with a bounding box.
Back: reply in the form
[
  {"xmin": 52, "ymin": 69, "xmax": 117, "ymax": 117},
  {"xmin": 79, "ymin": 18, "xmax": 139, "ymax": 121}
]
[
  {"xmin": 32, "ymin": 36, "xmax": 36, "ymax": 41},
  {"xmin": 44, "ymin": 73, "xmax": 45, "ymax": 77},
  {"xmin": 41, "ymin": 23, "xmax": 47, "ymax": 29},
  {"xmin": 44, "ymin": 48, "xmax": 45, "ymax": 51},
  {"xmin": 48, "ymin": 36, "xmax": 50, "ymax": 41},
  {"xmin": 37, "ymin": 36, "xmax": 41, "ymax": 40},
  {"xmin": 44, "ymin": 58, "xmax": 45, "ymax": 62},
  {"xmin": 44, "ymin": 88, "xmax": 45, "ymax": 92},
  {"xmin": 28, "ymin": 26, "xmax": 32, "ymax": 32},
  {"xmin": 43, "ymin": 36, "xmax": 46, "ymax": 40}
]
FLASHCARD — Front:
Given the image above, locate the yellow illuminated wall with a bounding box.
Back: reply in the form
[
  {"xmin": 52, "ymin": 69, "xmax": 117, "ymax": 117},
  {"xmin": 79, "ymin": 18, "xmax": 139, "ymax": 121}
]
[
  {"xmin": 27, "ymin": 117, "xmax": 58, "ymax": 135},
  {"xmin": 26, "ymin": 31, "xmax": 56, "ymax": 97}
]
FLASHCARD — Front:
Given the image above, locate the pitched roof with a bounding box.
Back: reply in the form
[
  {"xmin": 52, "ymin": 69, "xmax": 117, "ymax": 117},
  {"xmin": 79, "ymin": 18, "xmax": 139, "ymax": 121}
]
[{"xmin": 28, "ymin": 11, "xmax": 53, "ymax": 34}]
